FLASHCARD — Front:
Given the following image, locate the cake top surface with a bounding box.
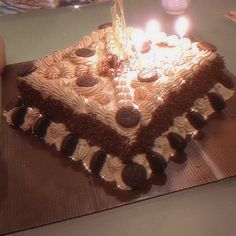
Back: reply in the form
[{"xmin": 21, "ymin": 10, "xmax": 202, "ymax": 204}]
[{"xmin": 19, "ymin": 24, "xmax": 218, "ymax": 141}]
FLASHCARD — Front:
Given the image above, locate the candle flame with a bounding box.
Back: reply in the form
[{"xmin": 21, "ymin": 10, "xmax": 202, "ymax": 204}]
[
  {"xmin": 132, "ymin": 28, "xmax": 146, "ymax": 52},
  {"xmin": 146, "ymin": 19, "xmax": 161, "ymax": 43},
  {"xmin": 175, "ymin": 16, "xmax": 189, "ymax": 38}
]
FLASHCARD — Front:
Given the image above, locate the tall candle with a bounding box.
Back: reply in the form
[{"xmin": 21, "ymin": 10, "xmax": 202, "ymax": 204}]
[{"xmin": 175, "ymin": 16, "xmax": 190, "ymax": 38}]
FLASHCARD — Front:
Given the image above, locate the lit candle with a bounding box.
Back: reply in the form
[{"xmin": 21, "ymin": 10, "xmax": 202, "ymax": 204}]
[
  {"xmin": 132, "ymin": 28, "xmax": 146, "ymax": 52},
  {"xmin": 146, "ymin": 19, "xmax": 161, "ymax": 44},
  {"xmin": 175, "ymin": 16, "xmax": 190, "ymax": 38}
]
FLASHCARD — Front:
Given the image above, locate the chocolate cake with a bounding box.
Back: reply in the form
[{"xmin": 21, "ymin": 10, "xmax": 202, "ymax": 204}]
[{"xmin": 4, "ymin": 23, "xmax": 235, "ymax": 190}]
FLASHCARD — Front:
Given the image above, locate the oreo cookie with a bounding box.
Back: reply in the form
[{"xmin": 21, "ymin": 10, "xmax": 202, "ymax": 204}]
[
  {"xmin": 76, "ymin": 76, "xmax": 99, "ymax": 87},
  {"xmin": 198, "ymin": 42, "xmax": 217, "ymax": 52},
  {"xmin": 33, "ymin": 117, "xmax": 51, "ymax": 138},
  {"xmin": 186, "ymin": 111, "xmax": 206, "ymax": 130},
  {"xmin": 208, "ymin": 92, "xmax": 226, "ymax": 112},
  {"xmin": 121, "ymin": 162, "xmax": 147, "ymax": 189},
  {"xmin": 5, "ymin": 97, "xmax": 23, "ymax": 112},
  {"xmin": 132, "ymin": 42, "xmax": 151, "ymax": 54},
  {"xmin": 137, "ymin": 68, "xmax": 158, "ymax": 83},
  {"xmin": 11, "ymin": 106, "xmax": 27, "ymax": 127},
  {"xmin": 17, "ymin": 62, "xmax": 36, "ymax": 77},
  {"xmin": 60, "ymin": 133, "xmax": 79, "ymax": 157},
  {"xmin": 98, "ymin": 22, "xmax": 112, "ymax": 30},
  {"xmin": 75, "ymin": 48, "xmax": 96, "ymax": 57},
  {"xmin": 156, "ymin": 42, "xmax": 170, "ymax": 48},
  {"xmin": 146, "ymin": 151, "xmax": 167, "ymax": 174},
  {"xmin": 167, "ymin": 132, "xmax": 187, "ymax": 153},
  {"xmin": 115, "ymin": 106, "xmax": 140, "ymax": 128},
  {"xmin": 89, "ymin": 150, "xmax": 107, "ymax": 175}
]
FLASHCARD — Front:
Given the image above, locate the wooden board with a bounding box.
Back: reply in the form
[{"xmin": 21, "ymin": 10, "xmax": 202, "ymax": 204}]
[{"xmin": 1, "ymin": 63, "xmax": 236, "ymax": 235}]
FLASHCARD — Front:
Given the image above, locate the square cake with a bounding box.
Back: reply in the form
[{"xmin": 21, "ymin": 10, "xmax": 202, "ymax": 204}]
[{"xmin": 4, "ymin": 20, "xmax": 235, "ymax": 190}]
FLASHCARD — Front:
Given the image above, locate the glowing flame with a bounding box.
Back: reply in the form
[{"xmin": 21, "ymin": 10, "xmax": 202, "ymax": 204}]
[
  {"xmin": 132, "ymin": 28, "xmax": 146, "ymax": 52},
  {"xmin": 146, "ymin": 19, "xmax": 161, "ymax": 43},
  {"xmin": 175, "ymin": 16, "xmax": 190, "ymax": 38}
]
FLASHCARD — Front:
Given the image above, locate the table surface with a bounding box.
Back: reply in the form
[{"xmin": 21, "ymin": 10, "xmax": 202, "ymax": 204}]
[{"xmin": 1, "ymin": 0, "xmax": 236, "ymax": 235}]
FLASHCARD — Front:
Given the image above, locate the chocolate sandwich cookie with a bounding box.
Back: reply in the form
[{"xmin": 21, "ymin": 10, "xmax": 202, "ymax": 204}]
[
  {"xmin": 122, "ymin": 162, "xmax": 147, "ymax": 189},
  {"xmin": 198, "ymin": 42, "xmax": 217, "ymax": 52},
  {"xmin": 17, "ymin": 62, "xmax": 36, "ymax": 77},
  {"xmin": 132, "ymin": 41, "xmax": 151, "ymax": 54},
  {"xmin": 186, "ymin": 111, "xmax": 206, "ymax": 130},
  {"xmin": 90, "ymin": 150, "xmax": 107, "ymax": 175},
  {"xmin": 167, "ymin": 132, "xmax": 187, "ymax": 153},
  {"xmin": 156, "ymin": 42, "xmax": 171, "ymax": 48},
  {"xmin": 208, "ymin": 92, "xmax": 226, "ymax": 112},
  {"xmin": 75, "ymin": 48, "xmax": 96, "ymax": 57},
  {"xmin": 146, "ymin": 151, "xmax": 167, "ymax": 174},
  {"xmin": 11, "ymin": 106, "xmax": 27, "ymax": 128},
  {"xmin": 60, "ymin": 133, "xmax": 79, "ymax": 157},
  {"xmin": 98, "ymin": 22, "xmax": 112, "ymax": 30},
  {"xmin": 33, "ymin": 117, "xmax": 51, "ymax": 138},
  {"xmin": 115, "ymin": 106, "xmax": 140, "ymax": 128},
  {"xmin": 76, "ymin": 76, "xmax": 99, "ymax": 87},
  {"xmin": 137, "ymin": 68, "xmax": 158, "ymax": 83}
]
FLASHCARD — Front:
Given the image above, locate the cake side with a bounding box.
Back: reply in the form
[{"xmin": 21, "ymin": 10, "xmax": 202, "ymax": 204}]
[
  {"xmin": 4, "ymin": 81, "xmax": 234, "ymax": 190},
  {"xmin": 17, "ymin": 52, "xmax": 225, "ymax": 160}
]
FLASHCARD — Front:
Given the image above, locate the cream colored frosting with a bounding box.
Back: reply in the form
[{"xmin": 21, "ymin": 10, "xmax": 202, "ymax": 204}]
[
  {"xmin": 194, "ymin": 96, "xmax": 214, "ymax": 118},
  {"xmin": 44, "ymin": 122, "xmax": 70, "ymax": 150},
  {"xmin": 20, "ymin": 108, "xmax": 40, "ymax": 131},
  {"xmin": 71, "ymin": 139, "xmax": 91, "ymax": 161},
  {"xmin": 210, "ymin": 83, "xmax": 234, "ymax": 100},
  {"xmin": 3, "ymin": 108, "xmax": 17, "ymax": 125},
  {"xmin": 153, "ymin": 136, "xmax": 175, "ymax": 162},
  {"xmin": 100, "ymin": 155, "xmax": 130, "ymax": 190}
]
